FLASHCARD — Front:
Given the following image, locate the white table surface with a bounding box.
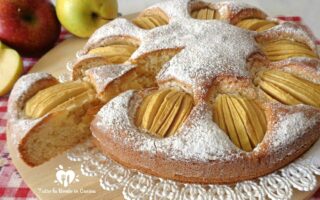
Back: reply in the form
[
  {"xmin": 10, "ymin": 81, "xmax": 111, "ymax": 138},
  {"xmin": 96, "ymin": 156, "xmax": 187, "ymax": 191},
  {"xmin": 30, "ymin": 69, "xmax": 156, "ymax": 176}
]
[{"xmin": 51, "ymin": 0, "xmax": 320, "ymax": 39}]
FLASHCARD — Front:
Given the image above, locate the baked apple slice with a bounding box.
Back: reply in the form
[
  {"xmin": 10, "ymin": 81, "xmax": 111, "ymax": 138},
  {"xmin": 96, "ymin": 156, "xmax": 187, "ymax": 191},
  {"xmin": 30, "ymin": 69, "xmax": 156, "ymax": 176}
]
[
  {"xmin": 191, "ymin": 8, "xmax": 216, "ymax": 20},
  {"xmin": 24, "ymin": 81, "xmax": 93, "ymax": 118},
  {"xmin": 255, "ymin": 70, "xmax": 320, "ymax": 107},
  {"xmin": 236, "ymin": 19, "xmax": 277, "ymax": 32},
  {"xmin": 132, "ymin": 14, "xmax": 168, "ymax": 29},
  {"xmin": 88, "ymin": 44, "xmax": 137, "ymax": 64},
  {"xmin": 213, "ymin": 94, "xmax": 267, "ymax": 151},
  {"xmin": 260, "ymin": 39, "xmax": 318, "ymax": 61},
  {"xmin": 136, "ymin": 88, "xmax": 194, "ymax": 137}
]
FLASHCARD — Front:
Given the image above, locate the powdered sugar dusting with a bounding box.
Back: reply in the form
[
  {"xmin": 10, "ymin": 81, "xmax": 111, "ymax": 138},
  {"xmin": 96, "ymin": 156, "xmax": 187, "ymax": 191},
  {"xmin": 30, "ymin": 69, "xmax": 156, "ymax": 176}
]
[
  {"xmin": 129, "ymin": 1, "xmax": 261, "ymax": 96},
  {"xmin": 95, "ymin": 91, "xmax": 239, "ymax": 161},
  {"xmin": 88, "ymin": 0, "xmax": 320, "ymax": 162},
  {"xmin": 96, "ymin": 91, "xmax": 134, "ymax": 129},
  {"xmin": 268, "ymin": 105, "xmax": 320, "ymax": 149},
  {"xmin": 256, "ymin": 22, "xmax": 317, "ymax": 51},
  {"xmin": 80, "ymin": 18, "xmax": 147, "ymax": 55},
  {"xmin": 8, "ymin": 73, "xmax": 55, "ymax": 114},
  {"xmin": 85, "ymin": 64, "xmax": 136, "ymax": 93},
  {"xmin": 95, "ymin": 90, "xmax": 320, "ymax": 161},
  {"xmin": 73, "ymin": 0, "xmax": 318, "ymax": 98},
  {"xmin": 215, "ymin": 1, "xmax": 264, "ymax": 21},
  {"xmin": 147, "ymin": 101, "xmax": 240, "ymax": 161},
  {"xmin": 148, "ymin": 0, "xmax": 190, "ymax": 19},
  {"xmin": 95, "ymin": 90, "xmax": 143, "ymax": 146},
  {"xmin": 141, "ymin": 19, "xmax": 258, "ymax": 96},
  {"xmin": 73, "ymin": 0, "xmax": 263, "ymax": 92}
]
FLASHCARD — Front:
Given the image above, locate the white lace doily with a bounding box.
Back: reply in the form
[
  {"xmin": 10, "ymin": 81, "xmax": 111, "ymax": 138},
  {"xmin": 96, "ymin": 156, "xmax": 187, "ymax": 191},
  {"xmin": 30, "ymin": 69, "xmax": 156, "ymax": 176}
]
[{"xmin": 66, "ymin": 137, "xmax": 320, "ymax": 200}]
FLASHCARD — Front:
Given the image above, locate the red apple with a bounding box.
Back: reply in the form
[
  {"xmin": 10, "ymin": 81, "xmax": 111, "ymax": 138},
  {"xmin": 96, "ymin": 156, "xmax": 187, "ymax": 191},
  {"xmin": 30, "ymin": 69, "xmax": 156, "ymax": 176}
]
[{"xmin": 0, "ymin": 0, "xmax": 61, "ymax": 57}]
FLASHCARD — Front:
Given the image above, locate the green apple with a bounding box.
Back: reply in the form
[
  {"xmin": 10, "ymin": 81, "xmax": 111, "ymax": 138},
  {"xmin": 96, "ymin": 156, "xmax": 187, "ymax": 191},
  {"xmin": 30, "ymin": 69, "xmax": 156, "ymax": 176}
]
[
  {"xmin": 0, "ymin": 41, "xmax": 7, "ymax": 49},
  {"xmin": 0, "ymin": 48, "xmax": 23, "ymax": 96},
  {"xmin": 56, "ymin": 0, "xmax": 118, "ymax": 38}
]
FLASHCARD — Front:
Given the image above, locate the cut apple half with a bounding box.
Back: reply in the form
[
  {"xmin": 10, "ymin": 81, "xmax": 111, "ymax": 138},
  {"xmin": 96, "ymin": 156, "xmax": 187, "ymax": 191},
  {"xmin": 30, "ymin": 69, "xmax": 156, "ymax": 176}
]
[
  {"xmin": 213, "ymin": 94, "xmax": 267, "ymax": 152},
  {"xmin": 132, "ymin": 11, "xmax": 169, "ymax": 30},
  {"xmin": 135, "ymin": 88, "xmax": 194, "ymax": 137},
  {"xmin": 0, "ymin": 48, "xmax": 23, "ymax": 96},
  {"xmin": 259, "ymin": 39, "xmax": 318, "ymax": 61},
  {"xmin": 236, "ymin": 18, "xmax": 277, "ymax": 32},
  {"xmin": 255, "ymin": 70, "xmax": 320, "ymax": 107},
  {"xmin": 132, "ymin": 15, "xmax": 168, "ymax": 29},
  {"xmin": 24, "ymin": 81, "xmax": 94, "ymax": 118},
  {"xmin": 191, "ymin": 7, "xmax": 216, "ymax": 20},
  {"xmin": 88, "ymin": 44, "xmax": 137, "ymax": 64}
]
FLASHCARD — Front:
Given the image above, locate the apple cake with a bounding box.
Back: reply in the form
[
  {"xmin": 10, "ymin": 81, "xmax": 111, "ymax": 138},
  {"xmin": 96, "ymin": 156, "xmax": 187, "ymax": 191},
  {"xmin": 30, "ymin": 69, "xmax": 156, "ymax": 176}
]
[{"xmin": 7, "ymin": 0, "xmax": 320, "ymax": 184}]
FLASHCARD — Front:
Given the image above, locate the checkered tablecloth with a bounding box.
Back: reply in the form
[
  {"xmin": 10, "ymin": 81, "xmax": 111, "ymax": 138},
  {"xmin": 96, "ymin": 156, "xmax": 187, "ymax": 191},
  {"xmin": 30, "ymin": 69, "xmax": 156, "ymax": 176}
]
[
  {"xmin": 0, "ymin": 17, "xmax": 320, "ymax": 200},
  {"xmin": 0, "ymin": 29, "xmax": 71, "ymax": 200}
]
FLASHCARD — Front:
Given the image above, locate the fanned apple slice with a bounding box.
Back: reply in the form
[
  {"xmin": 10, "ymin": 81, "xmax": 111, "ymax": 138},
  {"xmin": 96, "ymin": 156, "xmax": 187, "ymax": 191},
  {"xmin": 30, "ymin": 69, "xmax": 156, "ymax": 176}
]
[
  {"xmin": 258, "ymin": 80, "xmax": 301, "ymax": 105},
  {"xmin": 135, "ymin": 93, "xmax": 153, "ymax": 126},
  {"xmin": 226, "ymin": 96, "xmax": 252, "ymax": 151},
  {"xmin": 197, "ymin": 8, "xmax": 208, "ymax": 20},
  {"xmin": 25, "ymin": 81, "xmax": 93, "ymax": 118},
  {"xmin": 259, "ymin": 39, "xmax": 318, "ymax": 61},
  {"xmin": 51, "ymin": 88, "xmax": 97, "ymax": 112},
  {"xmin": 191, "ymin": 8, "xmax": 216, "ymax": 20},
  {"xmin": 263, "ymin": 74, "xmax": 319, "ymax": 106},
  {"xmin": 266, "ymin": 70, "xmax": 320, "ymax": 90},
  {"xmin": 256, "ymin": 23, "xmax": 277, "ymax": 32},
  {"xmin": 25, "ymin": 81, "xmax": 88, "ymax": 115},
  {"xmin": 166, "ymin": 94, "xmax": 193, "ymax": 136},
  {"xmin": 213, "ymin": 94, "xmax": 267, "ymax": 152},
  {"xmin": 149, "ymin": 90, "xmax": 180, "ymax": 134},
  {"xmin": 236, "ymin": 19, "xmax": 277, "ymax": 32},
  {"xmin": 220, "ymin": 95, "xmax": 241, "ymax": 148},
  {"xmin": 256, "ymin": 70, "xmax": 320, "ymax": 107},
  {"xmin": 136, "ymin": 89, "xmax": 194, "ymax": 137},
  {"xmin": 245, "ymin": 100, "xmax": 267, "ymax": 142},
  {"xmin": 230, "ymin": 97, "xmax": 258, "ymax": 147},
  {"xmin": 140, "ymin": 17, "xmax": 157, "ymax": 29},
  {"xmin": 88, "ymin": 44, "xmax": 137, "ymax": 64},
  {"xmin": 206, "ymin": 9, "xmax": 215, "ymax": 19},
  {"xmin": 214, "ymin": 95, "xmax": 227, "ymax": 132},
  {"xmin": 157, "ymin": 94, "xmax": 184, "ymax": 137},
  {"xmin": 132, "ymin": 15, "xmax": 168, "ymax": 30},
  {"xmin": 0, "ymin": 48, "xmax": 23, "ymax": 96},
  {"xmin": 141, "ymin": 89, "xmax": 171, "ymax": 130}
]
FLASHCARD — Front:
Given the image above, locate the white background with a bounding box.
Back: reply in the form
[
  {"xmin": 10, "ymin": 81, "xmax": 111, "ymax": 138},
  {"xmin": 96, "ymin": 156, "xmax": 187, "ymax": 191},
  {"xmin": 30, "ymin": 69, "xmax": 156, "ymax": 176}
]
[{"xmin": 52, "ymin": 0, "xmax": 320, "ymax": 38}]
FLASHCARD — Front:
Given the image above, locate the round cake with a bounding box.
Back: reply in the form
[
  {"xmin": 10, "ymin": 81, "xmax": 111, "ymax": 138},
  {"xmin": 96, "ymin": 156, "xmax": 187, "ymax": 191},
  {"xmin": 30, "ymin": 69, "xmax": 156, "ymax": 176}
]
[{"xmin": 7, "ymin": 0, "xmax": 320, "ymax": 184}]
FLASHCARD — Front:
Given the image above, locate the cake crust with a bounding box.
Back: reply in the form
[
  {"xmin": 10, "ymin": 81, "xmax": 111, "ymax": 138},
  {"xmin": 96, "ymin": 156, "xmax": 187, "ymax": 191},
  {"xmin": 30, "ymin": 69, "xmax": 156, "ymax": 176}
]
[
  {"xmin": 91, "ymin": 90, "xmax": 320, "ymax": 184},
  {"xmin": 88, "ymin": 0, "xmax": 320, "ymax": 184},
  {"xmin": 7, "ymin": 73, "xmax": 100, "ymax": 166},
  {"xmin": 7, "ymin": 0, "xmax": 320, "ymax": 184}
]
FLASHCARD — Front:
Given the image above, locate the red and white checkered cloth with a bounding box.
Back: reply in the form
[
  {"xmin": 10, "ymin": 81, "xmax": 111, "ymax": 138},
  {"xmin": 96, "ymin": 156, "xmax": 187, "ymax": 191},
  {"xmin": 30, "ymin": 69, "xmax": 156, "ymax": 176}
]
[
  {"xmin": 0, "ymin": 17, "xmax": 320, "ymax": 200},
  {"xmin": 0, "ymin": 29, "xmax": 71, "ymax": 200}
]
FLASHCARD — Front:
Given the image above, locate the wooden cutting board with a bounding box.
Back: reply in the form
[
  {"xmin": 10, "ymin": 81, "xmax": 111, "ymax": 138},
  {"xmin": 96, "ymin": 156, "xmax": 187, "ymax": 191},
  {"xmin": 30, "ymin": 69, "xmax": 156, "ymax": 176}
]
[
  {"xmin": 7, "ymin": 37, "xmax": 124, "ymax": 200},
  {"xmin": 6, "ymin": 14, "xmax": 320, "ymax": 200}
]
